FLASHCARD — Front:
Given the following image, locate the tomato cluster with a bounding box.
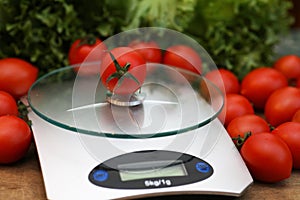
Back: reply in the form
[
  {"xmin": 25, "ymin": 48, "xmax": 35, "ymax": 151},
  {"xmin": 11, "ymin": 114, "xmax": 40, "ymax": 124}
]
[
  {"xmin": 0, "ymin": 58, "xmax": 38, "ymax": 164},
  {"xmin": 205, "ymin": 54, "xmax": 300, "ymax": 183},
  {"xmin": 69, "ymin": 38, "xmax": 202, "ymax": 94}
]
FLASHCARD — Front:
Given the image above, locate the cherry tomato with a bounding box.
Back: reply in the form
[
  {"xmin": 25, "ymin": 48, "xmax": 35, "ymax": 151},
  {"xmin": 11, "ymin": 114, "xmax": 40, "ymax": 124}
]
[
  {"xmin": 128, "ymin": 40, "xmax": 162, "ymax": 63},
  {"xmin": 226, "ymin": 114, "xmax": 270, "ymax": 146},
  {"xmin": 296, "ymin": 78, "xmax": 300, "ymax": 88},
  {"xmin": 100, "ymin": 47, "xmax": 147, "ymax": 94},
  {"xmin": 0, "ymin": 91, "xmax": 18, "ymax": 117},
  {"xmin": 273, "ymin": 54, "xmax": 300, "ymax": 80},
  {"xmin": 240, "ymin": 67, "xmax": 288, "ymax": 110},
  {"xmin": 0, "ymin": 58, "xmax": 38, "ymax": 99},
  {"xmin": 264, "ymin": 87, "xmax": 300, "ymax": 127},
  {"xmin": 240, "ymin": 132, "xmax": 292, "ymax": 183},
  {"xmin": 219, "ymin": 94, "xmax": 255, "ymax": 127},
  {"xmin": 0, "ymin": 115, "xmax": 32, "ymax": 164},
  {"xmin": 163, "ymin": 45, "xmax": 202, "ymax": 74},
  {"xmin": 292, "ymin": 109, "xmax": 300, "ymax": 123},
  {"xmin": 272, "ymin": 122, "xmax": 300, "ymax": 169},
  {"xmin": 205, "ymin": 68, "xmax": 240, "ymax": 94},
  {"xmin": 68, "ymin": 36, "xmax": 107, "ymax": 75}
]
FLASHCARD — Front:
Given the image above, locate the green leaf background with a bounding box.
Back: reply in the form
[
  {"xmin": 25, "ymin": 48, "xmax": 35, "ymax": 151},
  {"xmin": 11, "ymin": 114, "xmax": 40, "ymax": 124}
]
[{"xmin": 0, "ymin": 0, "xmax": 294, "ymax": 79}]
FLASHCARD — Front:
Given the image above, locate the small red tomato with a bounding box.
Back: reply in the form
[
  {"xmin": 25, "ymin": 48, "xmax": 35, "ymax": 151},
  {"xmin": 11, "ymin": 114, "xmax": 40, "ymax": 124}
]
[
  {"xmin": 100, "ymin": 47, "xmax": 147, "ymax": 94},
  {"xmin": 226, "ymin": 114, "xmax": 270, "ymax": 146},
  {"xmin": 240, "ymin": 67, "xmax": 288, "ymax": 110},
  {"xmin": 241, "ymin": 132, "xmax": 293, "ymax": 183},
  {"xmin": 265, "ymin": 87, "xmax": 300, "ymax": 127},
  {"xmin": 296, "ymin": 78, "xmax": 300, "ymax": 88},
  {"xmin": 0, "ymin": 58, "xmax": 38, "ymax": 99},
  {"xmin": 205, "ymin": 68, "xmax": 240, "ymax": 94},
  {"xmin": 0, "ymin": 91, "xmax": 18, "ymax": 116},
  {"xmin": 219, "ymin": 94, "xmax": 255, "ymax": 127},
  {"xmin": 272, "ymin": 122, "xmax": 300, "ymax": 169},
  {"xmin": 128, "ymin": 40, "xmax": 162, "ymax": 63},
  {"xmin": 0, "ymin": 115, "xmax": 32, "ymax": 164},
  {"xmin": 163, "ymin": 45, "xmax": 202, "ymax": 74},
  {"xmin": 273, "ymin": 54, "xmax": 300, "ymax": 80},
  {"xmin": 68, "ymin": 36, "xmax": 107, "ymax": 75},
  {"xmin": 292, "ymin": 109, "xmax": 300, "ymax": 123}
]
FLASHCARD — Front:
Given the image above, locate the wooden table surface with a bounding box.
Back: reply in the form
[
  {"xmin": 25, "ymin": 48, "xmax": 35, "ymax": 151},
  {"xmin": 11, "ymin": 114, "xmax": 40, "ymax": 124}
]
[{"xmin": 1, "ymin": 143, "xmax": 300, "ymax": 200}]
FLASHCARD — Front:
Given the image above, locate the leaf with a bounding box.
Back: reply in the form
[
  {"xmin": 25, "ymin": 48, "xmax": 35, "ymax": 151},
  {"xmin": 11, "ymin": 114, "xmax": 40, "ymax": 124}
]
[
  {"xmin": 0, "ymin": 0, "xmax": 293, "ymax": 81},
  {"xmin": 115, "ymin": 72, "xmax": 140, "ymax": 89}
]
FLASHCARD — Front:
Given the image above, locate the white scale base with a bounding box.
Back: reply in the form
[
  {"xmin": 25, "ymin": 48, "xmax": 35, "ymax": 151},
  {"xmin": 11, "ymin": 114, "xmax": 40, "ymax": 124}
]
[{"xmin": 29, "ymin": 111, "xmax": 253, "ymax": 200}]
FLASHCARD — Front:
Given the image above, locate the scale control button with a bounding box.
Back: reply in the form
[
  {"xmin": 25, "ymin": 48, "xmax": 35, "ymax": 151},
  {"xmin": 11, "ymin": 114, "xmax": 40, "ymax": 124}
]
[
  {"xmin": 195, "ymin": 162, "xmax": 210, "ymax": 173},
  {"xmin": 93, "ymin": 170, "xmax": 108, "ymax": 182}
]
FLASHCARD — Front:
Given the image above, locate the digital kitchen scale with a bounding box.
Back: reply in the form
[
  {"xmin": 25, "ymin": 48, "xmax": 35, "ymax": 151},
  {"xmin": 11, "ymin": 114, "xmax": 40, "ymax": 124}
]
[{"xmin": 26, "ymin": 28, "xmax": 253, "ymax": 200}]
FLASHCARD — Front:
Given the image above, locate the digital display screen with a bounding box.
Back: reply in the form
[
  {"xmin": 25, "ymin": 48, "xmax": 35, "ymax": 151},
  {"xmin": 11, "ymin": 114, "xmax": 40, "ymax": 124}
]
[{"xmin": 118, "ymin": 160, "xmax": 187, "ymax": 181}]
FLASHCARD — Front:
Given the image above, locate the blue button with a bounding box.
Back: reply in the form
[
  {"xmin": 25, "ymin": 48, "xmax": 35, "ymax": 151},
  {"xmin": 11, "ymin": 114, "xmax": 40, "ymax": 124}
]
[
  {"xmin": 195, "ymin": 162, "xmax": 210, "ymax": 173},
  {"xmin": 93, "ymin": 170, "xmax": 108, "ymax": 182}
]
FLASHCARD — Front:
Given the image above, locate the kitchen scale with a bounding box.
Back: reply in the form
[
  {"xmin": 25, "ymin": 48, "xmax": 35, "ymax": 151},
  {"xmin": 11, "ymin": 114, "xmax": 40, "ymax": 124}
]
[{"xmin": 26, "ymin": 28, "xmax": 253, "ymax": 200}]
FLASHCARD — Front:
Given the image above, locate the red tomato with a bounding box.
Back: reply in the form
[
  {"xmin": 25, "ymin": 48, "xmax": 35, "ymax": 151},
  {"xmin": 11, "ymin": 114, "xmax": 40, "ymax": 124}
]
[
  {"xmin": 292, "ymin": 109, "xmax": 300, "ymax": 123},
  {"xmin": 264, "ymin": 87, "xmax": 300, "ymax": 127},
  {"xmin": 226, "ymin": 114, "xmax": 270, "ymax": 146},
  {"xmin": 219, "ymin": 94, "xmax": 255, "ymax": 127},
  {"xmin": 0, "ymin": 58, "xmax": 38, "ymax": 99},
  {"xmin": 296, "ymin": 78, "xmax": 300, "ymax": 88},
  {"xmin": 100, "ymin": 47, "xmax": 147, "ymax": 94},
  {"xmin": 272, "ymin": 122, "xmax": 300, "ymax": 169},
  {"xmin": 240, "ymin": 132, "xmax": 292, "ymax": 183},
  {"xmin": 205, "ymin": 68, "xmax": 240, "ymax": 94},
  {"xmin": 0, "ymin": 115, "xmax": 32, "ymax": 164},
  {"xmin": 0, "ymin": 91, "xmax": 18, "ymax": 116},
  {"xmin": 273, "ymin": 55, "xmax": 300, "ymax": 80},
  {"xmin": 240, "ymin": 67, "xmax": 288, "ymax": 110},
  {"xmin": 68, "ymin": 36, "xmax": 107, "ymax": 75},
  {"xmin": 163, "ymin": 45, "xmax": 202, "ymax": 74},
  {"xmin": 128, "ymin": 40, "xmax": 162, "ymax": 63}
]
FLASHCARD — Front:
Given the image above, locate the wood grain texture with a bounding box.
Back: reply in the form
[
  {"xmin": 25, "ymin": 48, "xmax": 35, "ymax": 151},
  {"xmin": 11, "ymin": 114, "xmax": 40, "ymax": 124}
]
[
  {"xmin": 0, "ymin": 144, "xmax": 46, "ymax": 200},
  {"xmin": 0, "ymin": 143, "xmax": 299, "ymax": 200}
]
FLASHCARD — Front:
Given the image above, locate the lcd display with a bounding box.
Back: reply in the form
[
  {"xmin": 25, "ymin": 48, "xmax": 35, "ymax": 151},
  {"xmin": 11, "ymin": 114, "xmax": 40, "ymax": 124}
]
[{"xmin": 118, "ymin": 160, "xmax": 187, "ymax": 182}]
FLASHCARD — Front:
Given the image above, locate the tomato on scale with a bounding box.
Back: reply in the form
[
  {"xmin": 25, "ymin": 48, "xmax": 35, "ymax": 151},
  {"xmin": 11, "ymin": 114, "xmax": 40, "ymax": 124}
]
[{"xmin": 100, "ymin": 47, "xmax": 147, "ymax": 95}]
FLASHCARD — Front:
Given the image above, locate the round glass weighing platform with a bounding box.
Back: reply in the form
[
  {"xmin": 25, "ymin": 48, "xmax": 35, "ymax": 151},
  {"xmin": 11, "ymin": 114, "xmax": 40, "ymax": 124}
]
[
  {"xmin": 27, "ymin": 27, "xmax": 225, "ymax": 139},
  {"xmin": 28, "ymin": 63, "xmax": 224, "ymax": 139}
]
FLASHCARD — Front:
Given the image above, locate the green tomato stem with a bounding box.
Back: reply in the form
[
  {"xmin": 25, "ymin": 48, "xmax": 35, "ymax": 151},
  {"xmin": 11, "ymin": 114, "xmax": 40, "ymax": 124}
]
[
  {"xmin": 232, "ymin": 131, "xmax": 252, "ymax": 149},
  {"xmin": 106, "ymin": 51, "xmax": 140, "ymax": 88}
]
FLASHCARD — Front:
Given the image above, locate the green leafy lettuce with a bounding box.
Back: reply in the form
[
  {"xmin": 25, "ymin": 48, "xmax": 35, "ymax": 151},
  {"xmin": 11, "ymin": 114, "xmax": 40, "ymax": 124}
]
[
  {"xmin": 0, "ymin": 0, "xmax": 294, "ymax": 79},
  {"xmin": 191, "ymin": 0, "xmax": 294, "ymax": 79}
]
